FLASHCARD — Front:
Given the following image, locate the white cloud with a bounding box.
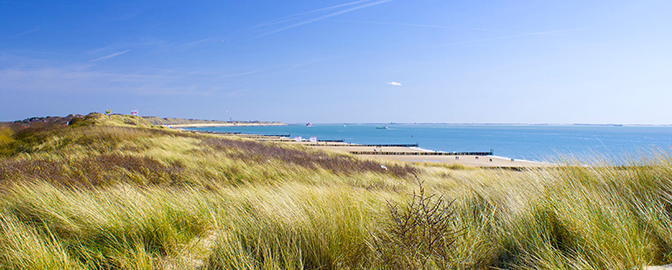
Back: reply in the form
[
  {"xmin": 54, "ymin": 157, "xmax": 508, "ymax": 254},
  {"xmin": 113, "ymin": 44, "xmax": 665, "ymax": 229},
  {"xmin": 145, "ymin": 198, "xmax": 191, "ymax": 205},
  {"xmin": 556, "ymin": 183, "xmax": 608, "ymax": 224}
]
[{"xmin": 387, "ymin": 81, "xmax": 401, "ymax": 86}]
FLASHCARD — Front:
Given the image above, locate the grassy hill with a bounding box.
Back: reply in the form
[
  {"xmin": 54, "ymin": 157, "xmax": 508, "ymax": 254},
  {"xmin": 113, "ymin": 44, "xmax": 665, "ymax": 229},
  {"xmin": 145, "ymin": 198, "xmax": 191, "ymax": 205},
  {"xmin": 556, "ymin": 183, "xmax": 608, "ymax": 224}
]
[
  {"xmin": 2, "ymin": 113, "xmax": 283, "ymax": 129},
  {"xmin": 1, "ymin": 113, "xmax": 672, "ymax": 269},
  {"xmin": 141, "ymin": 116, "xmax": 282, "ymax": 126}
]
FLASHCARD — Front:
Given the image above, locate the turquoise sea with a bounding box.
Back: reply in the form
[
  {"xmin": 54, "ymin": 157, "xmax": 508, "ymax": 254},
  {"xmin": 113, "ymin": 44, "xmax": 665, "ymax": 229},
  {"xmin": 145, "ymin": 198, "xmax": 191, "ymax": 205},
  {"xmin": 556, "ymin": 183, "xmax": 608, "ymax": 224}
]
[{"xmin": 185, "ymin": 124, "xmax": 672, "ymax": 163}]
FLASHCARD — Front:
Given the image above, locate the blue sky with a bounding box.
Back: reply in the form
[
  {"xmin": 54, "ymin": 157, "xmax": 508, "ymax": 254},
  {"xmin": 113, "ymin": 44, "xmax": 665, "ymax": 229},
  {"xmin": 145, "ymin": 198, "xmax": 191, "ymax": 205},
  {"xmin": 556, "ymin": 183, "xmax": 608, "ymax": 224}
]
[{"xmin": 1, "ymin": 0, "xmax": 671, "ymax": 124}]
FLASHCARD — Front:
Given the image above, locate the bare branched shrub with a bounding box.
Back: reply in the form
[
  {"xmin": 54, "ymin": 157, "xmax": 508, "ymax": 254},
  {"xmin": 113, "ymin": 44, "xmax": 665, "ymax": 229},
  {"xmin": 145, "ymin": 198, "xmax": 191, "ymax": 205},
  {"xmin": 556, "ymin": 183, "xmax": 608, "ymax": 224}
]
[{"xmin": 371, "ymin": 179, "xmax": 458, "ymax": 269}]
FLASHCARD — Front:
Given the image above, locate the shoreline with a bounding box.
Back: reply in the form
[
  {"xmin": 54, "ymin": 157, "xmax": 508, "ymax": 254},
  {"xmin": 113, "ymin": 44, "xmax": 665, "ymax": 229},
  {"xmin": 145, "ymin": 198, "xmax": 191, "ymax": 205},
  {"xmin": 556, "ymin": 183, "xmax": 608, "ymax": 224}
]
[
  {"xmin": 166, "ymin": 122, "xmax": 287, "ymax": 128},
  {"xmin": 313, "ymin": 143, "xmax": 552, "ymax": 168},
  {"xmin": 187, "ymin": 130, "xmax": 553, "ymax": 168}
]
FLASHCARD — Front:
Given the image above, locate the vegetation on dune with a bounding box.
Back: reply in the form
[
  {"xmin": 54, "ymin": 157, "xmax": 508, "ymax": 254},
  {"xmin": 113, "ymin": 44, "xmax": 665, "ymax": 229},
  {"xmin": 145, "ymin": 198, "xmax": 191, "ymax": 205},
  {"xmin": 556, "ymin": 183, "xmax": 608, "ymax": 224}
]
[
  {"xmin": 1, "ymin": 112, "xmax": 672, "ymax": 269},
  {"xmin": 0, "ymin": 113, "xmax": 415, "ymax": 188},
  {"xmin": 141, "ymin": 116, "xmax": 283, "ymax": 126}
]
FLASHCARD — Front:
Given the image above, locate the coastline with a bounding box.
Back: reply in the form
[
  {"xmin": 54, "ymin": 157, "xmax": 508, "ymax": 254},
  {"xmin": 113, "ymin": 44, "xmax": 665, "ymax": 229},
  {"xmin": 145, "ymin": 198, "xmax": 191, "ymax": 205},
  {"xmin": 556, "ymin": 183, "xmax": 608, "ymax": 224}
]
[
  {"xmin": 189, "ymin": 131, "xmax": 553, "ymax": 168},
  {"xmin": 299, "ymin": 141, "xmax": 552, "ymax": 168},
  {"xmin": 165, "ymin": 122, "xmax": 287, "ymax": 128}
]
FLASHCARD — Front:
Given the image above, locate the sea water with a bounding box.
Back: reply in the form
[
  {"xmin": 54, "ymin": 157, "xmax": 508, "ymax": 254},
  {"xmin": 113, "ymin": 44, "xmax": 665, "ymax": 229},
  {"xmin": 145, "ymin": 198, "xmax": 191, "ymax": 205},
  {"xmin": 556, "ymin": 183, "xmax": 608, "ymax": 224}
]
[{"xmin": 186, "ymin": 124, "xmax": 672, "ymax": 163}]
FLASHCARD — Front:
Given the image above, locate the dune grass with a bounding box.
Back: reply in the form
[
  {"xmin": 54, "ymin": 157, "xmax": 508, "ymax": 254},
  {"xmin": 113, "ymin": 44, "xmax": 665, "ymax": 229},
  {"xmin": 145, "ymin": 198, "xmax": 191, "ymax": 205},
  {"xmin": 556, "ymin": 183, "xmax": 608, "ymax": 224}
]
[{"xmin": 1, "ymin": 113, "xmax": 672, "ymax": 269}]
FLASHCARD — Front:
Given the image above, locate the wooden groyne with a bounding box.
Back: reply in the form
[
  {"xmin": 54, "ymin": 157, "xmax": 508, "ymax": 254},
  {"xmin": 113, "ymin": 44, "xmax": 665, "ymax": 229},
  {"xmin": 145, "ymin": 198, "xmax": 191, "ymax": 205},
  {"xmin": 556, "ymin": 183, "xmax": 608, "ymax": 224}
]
[
  {"xmin": 313, "ymin": 143, "xmax": 420, "ymax": 147},
  {"xmin": 185, "ymin": 130, "xmax": 241, "ymax": 135},
  {"xmin": 188, "ymin": 131, "xmax": 290, "ymax": 138},
  {"xmin": 234, "ymin": 134, "xmax": 290, "ymax": 138},
  {"xmin": 349, "ymin": 151, "xmax": 493, "ymax": 156}
]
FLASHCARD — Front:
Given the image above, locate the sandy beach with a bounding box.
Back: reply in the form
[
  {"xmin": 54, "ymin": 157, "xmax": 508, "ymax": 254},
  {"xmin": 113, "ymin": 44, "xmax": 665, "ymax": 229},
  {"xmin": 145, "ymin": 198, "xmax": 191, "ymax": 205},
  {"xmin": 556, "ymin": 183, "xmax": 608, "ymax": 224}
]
[
  {"xmin": 357, "ymin": 152, "xmax": 553, "ymax": 168},
  {"xmin": 166, "ymin": 122, "xmax": 286, "ymax": 128},
  {"xmin": 306, "ymin": 143, "xmax": 551, "ymax": 168},
  {"xmin": 228, "ymin": 134, "xmax": 553, "ymax": 168}
]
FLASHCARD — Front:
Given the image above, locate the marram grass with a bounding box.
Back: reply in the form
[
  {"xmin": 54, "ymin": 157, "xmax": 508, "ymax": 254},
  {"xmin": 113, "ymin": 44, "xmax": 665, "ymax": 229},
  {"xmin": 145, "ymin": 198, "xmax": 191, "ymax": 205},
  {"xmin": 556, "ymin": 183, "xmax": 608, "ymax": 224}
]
[{"xmin": 1, "ymin": 113, "xmax": 672, "ymax": 269}]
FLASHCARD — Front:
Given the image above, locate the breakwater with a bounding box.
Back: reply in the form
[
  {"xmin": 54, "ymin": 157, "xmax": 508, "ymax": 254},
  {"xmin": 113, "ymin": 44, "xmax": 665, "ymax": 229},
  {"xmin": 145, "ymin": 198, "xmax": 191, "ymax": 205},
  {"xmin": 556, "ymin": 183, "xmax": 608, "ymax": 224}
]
[
  {"xmin": 312, "ymin": 143, "xmax": 420, "ymax": 147},
  {"xmin": 349, "ymin": 151, "xmax": 493, "ymax": 156}
]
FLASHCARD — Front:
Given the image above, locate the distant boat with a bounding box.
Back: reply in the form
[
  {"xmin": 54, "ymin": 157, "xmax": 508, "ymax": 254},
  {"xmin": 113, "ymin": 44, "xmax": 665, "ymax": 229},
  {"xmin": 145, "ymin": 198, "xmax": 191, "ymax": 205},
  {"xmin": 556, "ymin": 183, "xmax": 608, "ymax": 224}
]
[
  {"xmin": 306, "ymin": 123, "xmax": 312, "ymax": 127},
  {"xmin": 376, "ymin": 126, "xmax": 388, "ymax": 129}
]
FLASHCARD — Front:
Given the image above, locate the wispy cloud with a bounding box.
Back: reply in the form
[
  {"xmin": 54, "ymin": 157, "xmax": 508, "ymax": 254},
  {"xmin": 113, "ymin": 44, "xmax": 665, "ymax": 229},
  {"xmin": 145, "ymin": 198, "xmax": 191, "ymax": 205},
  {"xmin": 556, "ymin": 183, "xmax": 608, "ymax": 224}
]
[
  {"xmin": 248, "ymin": 0, "xmax": 371, "ymax": 31},
  {"xmin": 1, "ymin": 65, "xmax": 190, "ymax": 96},
  {"xmin": 387, "ymin": 81, "xmax": 401, "ymax": 86},
  {"xmin": 90, "ymin": 49, "xmax": 130, "ymax": 62},
  {"xmin": 224, "ymin": 89, "xmax": 260, "ymax": 97},
  {"xmin": 257, "ymin": 0, "xmax": 393, "ymax": 38},
  {"xmin": 14, "ymin": 27, "xmax": 40, "ymax": 37},
  {"xmin": 87, "ymin": 39, "xmax": 167, "ymax": 55},
  {"xmin": 329, "ymin": 20, "xmax": 583, "ymax": 37},
  {"xmin": 175, "ymin": 37, "xmax": 218, "ymax": 50},
  {"xmin": 87, "ymin": 37, "xmax": 212, "ymax": 56},
  {"xmin": 219, "ymin": 68, "xmax": 268, "ymax": 79},
  {"xmin": 329, "ymin": 20, "xmax": 511, "ymax": 33},
  {"xmin": 0, "ymin": 1, "xmax": 98, "ymax": 9},
  {"xmin": 0, "ymin": 63, "xmax": 268, "ymax": 97},
  {"xmin": 442, "ymin": 29, "xmax": 582, "ymax": 47},
  {"xmin": 288, "ymin": 56, "xmax": 340, "ymax": 70}
]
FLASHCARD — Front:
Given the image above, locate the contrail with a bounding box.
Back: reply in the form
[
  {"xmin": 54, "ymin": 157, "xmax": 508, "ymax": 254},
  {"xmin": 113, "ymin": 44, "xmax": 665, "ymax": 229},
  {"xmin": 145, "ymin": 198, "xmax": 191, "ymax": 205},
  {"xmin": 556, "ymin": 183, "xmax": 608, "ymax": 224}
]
[
  {"xmin": 329, "ymin": 20, "xmax": 511, "ymax": 33},
  {"xmin": 0, "ymin": 1, "xmax": 97, "ymax": 8},
  {"xmin": 257, "ymin": 0, "xmax": 393, "ymax": 38},
  {"xmin": 175, "ymin": 37, "xmax": 217, "ymax": 49},
  {"xmin": 441, "ymin": 29, "xmax": 582, "ymax": 46},
  {"xmin": 288, "ymin": 56, "xmax": 341, "ymax": 70},
  {"xmin": 14, "ymin": 27, "xmax": 40, "ymax": 37},
  {"xmin": 250, "ymin": 0, "xmax": 372, "ymax": 30},
  {"xmin": 90, "ymin": 49, "xmax": 130, "ymax": 62},
  {"xmin": 329, "ymin": 19, "xmax": 583, "ymax": 36}
]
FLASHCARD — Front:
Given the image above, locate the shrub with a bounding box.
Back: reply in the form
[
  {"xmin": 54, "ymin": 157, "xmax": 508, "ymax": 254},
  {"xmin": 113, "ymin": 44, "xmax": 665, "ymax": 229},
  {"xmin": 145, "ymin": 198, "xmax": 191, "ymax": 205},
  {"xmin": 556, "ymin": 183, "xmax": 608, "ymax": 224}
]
[
  {"xmin": 0, "ymin": 127, "xmax": 16, "ymax": 156},
  {"xmin": 371, "ymin": 179, "xmax": 458, "ymax": 269}
]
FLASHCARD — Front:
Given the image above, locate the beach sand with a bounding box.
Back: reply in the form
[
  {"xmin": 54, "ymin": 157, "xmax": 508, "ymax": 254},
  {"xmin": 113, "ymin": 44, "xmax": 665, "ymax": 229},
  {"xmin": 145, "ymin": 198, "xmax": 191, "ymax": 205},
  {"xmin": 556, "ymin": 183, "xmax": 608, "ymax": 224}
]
[
  {"xmin": 192, "ymin": 133, "xmax": 552, "ymax": 168},
  {"xmin": 358, "ymin": 153, "xmax": 552, "ymax": 168},
  {"xmin": 167, "ymin": 123, "xmax": 286, "ymax": 128},
  {"xmin": 291, "ymin": 141, "xmax": 552, "ymax": 168}
]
